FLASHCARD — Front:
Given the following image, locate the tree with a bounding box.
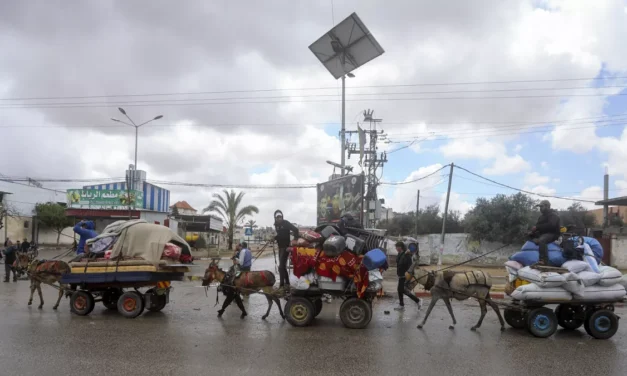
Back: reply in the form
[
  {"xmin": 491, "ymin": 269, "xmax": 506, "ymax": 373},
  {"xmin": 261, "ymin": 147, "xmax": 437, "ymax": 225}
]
[
  {"xmin": 378, "ymin": 204, "xmax": 464, "ymax": 236},
  {"xmin": 203, "ymin": 190, "xmax": 259, "ymax": 250},
  {"xmin": 171, "ymin": 205, "xmax": 180, "ymax": 217},
  {"xmin": 246, "ymin": 219, "xmax": 258, "ymax": 228},
  {"xmin": 35, "ymin": 202, "xmax": 74, "ymax": 246},
  {"xmin": 557, "ymin": 202, "xmax": 597, "ymax": 232},
  {"xmin": 464, "ymin": 193, "xmax": 538, "ymax": 244},
  {"xmin": 609, "ymin": 215, "xmax": 624, "ymax": 227}
]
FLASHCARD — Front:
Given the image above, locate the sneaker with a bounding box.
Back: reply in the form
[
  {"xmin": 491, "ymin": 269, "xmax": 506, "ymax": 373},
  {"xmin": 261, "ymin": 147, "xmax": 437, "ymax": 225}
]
[{"xmin": 394, "ymin": 305, "xmax": 405, "ymax": 311}]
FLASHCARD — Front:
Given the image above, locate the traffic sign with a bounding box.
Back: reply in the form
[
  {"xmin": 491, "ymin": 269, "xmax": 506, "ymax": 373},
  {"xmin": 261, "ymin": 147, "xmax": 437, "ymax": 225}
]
[{"xmin": 244, "ymin": 227, "xmax": 253, "ymax": 236}]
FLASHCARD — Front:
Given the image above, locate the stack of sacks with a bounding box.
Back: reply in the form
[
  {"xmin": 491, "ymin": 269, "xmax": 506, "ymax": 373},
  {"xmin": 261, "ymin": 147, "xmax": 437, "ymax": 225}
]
[
  {"xmin": 505, "ymin": 260, "xmax": 626, "ymax": 302},
  {"xmin": 509, "ymin": 241, "xmax": 566, "ymax": 267}
]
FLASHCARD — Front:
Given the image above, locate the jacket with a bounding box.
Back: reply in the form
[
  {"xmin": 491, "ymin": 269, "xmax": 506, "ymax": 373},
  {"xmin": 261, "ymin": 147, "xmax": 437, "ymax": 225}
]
[
  {"xmin": 535, "ymin": 210, "xmax": 561, "ymax": 238},
  {"xmin": 396, "ymin": 250, "xmax": 413, "ymax": 277},
  {"xmin": 73, "ymin": 221, "xmax": 98, "ymax": 254},
  {"xmin": 239, "ymin": 248, "xmax": 252, "ymax": 268},
  {"xmin": 2, "ymin": 245, "xmax": 17, "ymax": 264},
  {"xmin": 274, "ymin": 220, "xmax": 299, "ymax": 248}
]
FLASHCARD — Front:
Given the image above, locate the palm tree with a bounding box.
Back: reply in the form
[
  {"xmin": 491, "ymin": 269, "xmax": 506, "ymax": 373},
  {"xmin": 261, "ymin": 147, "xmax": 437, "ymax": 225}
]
[
  {"xmin": 246, "ymin": 219, "xmax": 257, "ymax": 229},
  {"xmin": 203, "ymin": 189, "xmax": 259, "ymax": 250}
]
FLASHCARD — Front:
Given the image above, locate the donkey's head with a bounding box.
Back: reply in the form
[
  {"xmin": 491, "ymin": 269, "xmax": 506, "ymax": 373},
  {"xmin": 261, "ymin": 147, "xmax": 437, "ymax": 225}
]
[
  {"xmin": 201, "ymin": 259, "xmax": 223, "ymax": 286},
  {"xmin": 407, "ymin": 265, "xmax": 434, "ymax": 291},
  {"xmin": 13, "ymin": 253, "xmax": 32, "ymax": 274}
]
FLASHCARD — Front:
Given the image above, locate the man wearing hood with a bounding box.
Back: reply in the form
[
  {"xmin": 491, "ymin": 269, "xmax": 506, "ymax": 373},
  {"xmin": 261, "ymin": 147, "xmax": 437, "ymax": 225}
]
[
  {"xmin": 531, "ymin": 200, "xmax": 561, "ymax": 265},
  {"xmin": 73, "ymin": 219, "xmax": 98, "ymax": 255}
]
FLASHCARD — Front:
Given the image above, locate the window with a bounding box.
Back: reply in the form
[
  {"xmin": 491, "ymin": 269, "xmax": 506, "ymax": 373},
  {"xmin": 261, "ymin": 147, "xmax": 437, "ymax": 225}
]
[{"xmin": 24, "ymin": 220, "xmax": 29, "ymax": 229}]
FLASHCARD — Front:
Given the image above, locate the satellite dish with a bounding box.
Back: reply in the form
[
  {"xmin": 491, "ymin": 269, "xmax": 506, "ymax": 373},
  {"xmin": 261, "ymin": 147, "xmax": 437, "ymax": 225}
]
[{"xmin": 309, "ymin": 12, "xmax": 385, "ymax": 79}]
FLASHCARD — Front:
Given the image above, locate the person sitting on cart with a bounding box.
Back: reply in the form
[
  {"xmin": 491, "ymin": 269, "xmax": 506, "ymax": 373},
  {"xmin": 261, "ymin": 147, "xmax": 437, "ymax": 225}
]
[
  {"xmin": 274, "ymin": 210, "xmax": 299, "ymax": 289},
  {"xmin": 73, "ymin": 219, "xmax": 98, "ymax": 255},
  {"xmin": 394, "ymin": 241, "xmax": 422, "ymax": 311},
  {"xmin": 529, "ymin": 200, "xmax": 561, "ymax": 265}
]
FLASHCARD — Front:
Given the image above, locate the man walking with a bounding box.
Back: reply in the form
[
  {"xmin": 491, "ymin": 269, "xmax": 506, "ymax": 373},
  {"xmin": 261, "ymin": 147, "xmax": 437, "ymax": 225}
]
[
  {"xmin": 273, "ymin": 210, "xmax": 299, "ymax": 289},
  {"xmin": 2, "ymin": 242, "xmax": 19, "ymax": 282},
  {"xmin": 530, "ymin": 200, "xmax": 561, "ymax": 265},
  {"xmin": 394, "ymin": 241, "xmax": 422, "ymax": 311}
]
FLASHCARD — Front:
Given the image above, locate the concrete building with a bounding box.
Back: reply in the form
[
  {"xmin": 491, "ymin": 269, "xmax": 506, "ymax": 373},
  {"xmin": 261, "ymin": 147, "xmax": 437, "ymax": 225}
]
[
  {"xmin": 169, "ymin": 201, "xmax": 197, "ymax": 215},
  {"xmin": 587, "ymin": 207, "xmax": 626, "ymax": 226}
]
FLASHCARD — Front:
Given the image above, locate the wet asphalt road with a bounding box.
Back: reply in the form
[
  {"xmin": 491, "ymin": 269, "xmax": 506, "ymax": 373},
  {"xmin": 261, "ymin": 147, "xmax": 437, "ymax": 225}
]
[{"xmin": 2, "ymin": 255, "xmax": 627, "ymax": 375}]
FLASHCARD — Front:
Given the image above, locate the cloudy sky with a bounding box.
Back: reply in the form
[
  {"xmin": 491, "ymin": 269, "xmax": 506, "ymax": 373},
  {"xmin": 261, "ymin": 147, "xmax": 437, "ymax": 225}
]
[{"xmin": 1, "ymin": 0, "xmax": 627, "ymax": 227}]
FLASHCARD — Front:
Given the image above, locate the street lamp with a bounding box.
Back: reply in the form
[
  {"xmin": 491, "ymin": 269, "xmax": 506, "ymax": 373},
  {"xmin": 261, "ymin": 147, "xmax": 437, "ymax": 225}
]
[{"xmin": 111, "ymin": 107, "xmax": 163, "ymax": 190}]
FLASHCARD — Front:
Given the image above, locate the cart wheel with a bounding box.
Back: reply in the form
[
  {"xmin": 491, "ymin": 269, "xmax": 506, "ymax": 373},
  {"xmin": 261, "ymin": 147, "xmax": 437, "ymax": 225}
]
[
  {"xmin": 585, "ymin": 309, "xmax": 618, "ymax": 340},
  {"xmin": 117, "ymin": 291, "xmax": 145, "ymax": 319},
  {"xmin": 527, "ymin": 307, "xmax": 558, "ymax": 338},
  {"xmin": 504, "ymin": 308, "xmax": 526, "ymax": 329},
  {"xmin": 146, "ymin": 289, "xmax": 167, "ymax": 313},
  {"xmin": 285, "ymin": 297, "xmax": 315, "ymax": 327},
  {"xmin": 340, "ymin": 298, "xmax": 372, "ymax": 329},
  {"xmin": 102, "ymin": 288, "xmax": 122, "ymax": 311},
  {"xmin": 314, "ymin": 298, "xmax": 323, "ymax": 317},
  {"xmin": 70, "ymin": 291, "xmax": 95, "ymax": 316},
  {"xmin": 555, "ymin": 304, "xmax": 584, "ymax": 330}
]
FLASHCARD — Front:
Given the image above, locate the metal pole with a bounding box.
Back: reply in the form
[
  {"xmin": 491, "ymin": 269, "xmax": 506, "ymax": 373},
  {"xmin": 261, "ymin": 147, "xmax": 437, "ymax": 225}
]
[
  {"xmin": 603, "ymin": 168, "xmax": 609, "ymax": 228},
  {"xmin": 341, "ymin": 75, "xmax": 346, "ymax": 176},
  {"xmin": 415, "ymin": 189, "xmax": 420, "ymax": 236},
  {"xmin": 438, "ymin": 164, "xmax": 454, "ymax": 266},
  {"xmin": 133, "ymin": 126, "xmax": 139, "ymax": 191}
]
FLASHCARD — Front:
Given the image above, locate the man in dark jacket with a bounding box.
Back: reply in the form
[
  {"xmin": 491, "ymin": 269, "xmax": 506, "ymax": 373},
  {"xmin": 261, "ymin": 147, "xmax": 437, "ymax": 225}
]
[
  {"xmin": 394, "ymin": 241, "xmax": 422, "ymax": 311},
  {"xmin": 531, "ymin": 200, "xmax": 561, "ymax": 265},
  {"xmin": 2, "ymin": 242, "xmax": 19, "ymax": 282},
  {"xmin": 273, "ymin": 210, "xmax": 299, "ymax": 288}
]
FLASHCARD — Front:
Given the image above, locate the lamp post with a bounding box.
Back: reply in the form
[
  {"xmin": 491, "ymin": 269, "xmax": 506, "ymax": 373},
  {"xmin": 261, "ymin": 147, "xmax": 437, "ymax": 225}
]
[
  {"xmin": 340, "ymin": 72, "xmax": 355, "ymax": 176},
  {"xmin": 111, "ymin": 108, "xmax": 162, "ymax": 190}
]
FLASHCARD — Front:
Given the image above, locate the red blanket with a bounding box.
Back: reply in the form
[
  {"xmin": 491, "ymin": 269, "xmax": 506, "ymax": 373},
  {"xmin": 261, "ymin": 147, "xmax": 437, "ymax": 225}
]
[{"xmin": 291, "ymin": 247, "xmax": 370, "ymax": 297}]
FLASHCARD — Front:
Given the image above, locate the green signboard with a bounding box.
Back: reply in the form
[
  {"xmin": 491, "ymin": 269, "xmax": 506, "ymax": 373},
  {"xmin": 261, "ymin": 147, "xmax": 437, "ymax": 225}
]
[{"xmin": 67, "ymin": 189, "xmax": 144, "ymax": 210}]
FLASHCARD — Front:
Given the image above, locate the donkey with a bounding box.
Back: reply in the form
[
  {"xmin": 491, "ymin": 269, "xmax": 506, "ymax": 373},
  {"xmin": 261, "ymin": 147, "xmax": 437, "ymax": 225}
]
[
  {"xmin": 14, "ymin": 254, "xmax": 71, "ymax": 310},
  {"xmin": 407, "ymin": 264, "xmax": 505, "ymax": 331},
  {"xmin": 201, "ymin": 260, "xmax": 285, "ymax": 320}
]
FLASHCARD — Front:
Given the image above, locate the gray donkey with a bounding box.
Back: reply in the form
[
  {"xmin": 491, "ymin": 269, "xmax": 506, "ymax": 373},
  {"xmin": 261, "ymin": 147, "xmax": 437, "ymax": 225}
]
[{"xmin": 407, "ymin": 264, "xmax": 505, "ymax": 331}]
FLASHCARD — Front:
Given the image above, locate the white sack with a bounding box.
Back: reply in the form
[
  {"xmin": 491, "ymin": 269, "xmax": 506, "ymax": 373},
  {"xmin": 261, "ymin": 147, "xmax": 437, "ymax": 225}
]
[
  {"xmin": 577, "ymin": 271, "xmax": 601, "ymax": 287},
  {"xmin": 517, "ymin": 266, "xmax": 566, "ymax": 288},
  {"xmin": 579, "ymin": 284, "xmax": 626, "ymax": 301},
  {"xmin": 597, "ymin": 266, "xmax": 623, "ymax": 287},
  {"xmin": 619, "ymin": 275, "xmax": 627, "ymax": 289},
  {"xmin": 510, "ymin": 284, "xmax": 572, "ymax": 302},
  {"xmin": 561, "ymin": 272, "xmax": 584, "ymax": 299},
  {"xmin": 581, "ymin": 244, "xmax": 600, "ymax": 273},
  {"xmin": 504, "ymin": 260, "xmax": 523, "ymax": 271},
  {"xmin": 562, "ymin": 260, "xmax": 591, "ymax": 274}
]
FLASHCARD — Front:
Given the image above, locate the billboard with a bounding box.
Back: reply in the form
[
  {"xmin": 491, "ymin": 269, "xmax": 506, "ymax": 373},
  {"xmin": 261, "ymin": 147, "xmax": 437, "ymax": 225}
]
[
  {"xmin": 316, "ymin": 174, "xmax": 364, "ymax": 225},
  {"xmin": 67, "ymin": 189, "xmax": 144, "ymax": 210}
]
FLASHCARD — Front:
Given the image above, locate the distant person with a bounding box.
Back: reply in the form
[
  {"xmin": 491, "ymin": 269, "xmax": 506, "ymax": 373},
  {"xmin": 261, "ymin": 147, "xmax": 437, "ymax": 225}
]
[
  {"xmin": 73, "ymin": 219, "xmax": 98, "ymax": 255},
  {"xmin": 3, "ymin": 237, "xmax": 11, "ymax": 247},
  {"xmin": 20, "ymin": 238, "xmax": 31, "ymax": 253},
  {"xmin": 273, "ymin": 210, "xmax": 299, "ymax": 289},
  {"xmin": 237, "ymin": 242, "xmax": 252, "ymax": 272},
  {"xmin": 530, "ymin": 200, "xmax": 561, "ymax": 265},
  {"xmin": 394, "ymin": 241, "xmax": 422, "ymax": 312},
  {"xmin": 2, "ymin": 242, "xmax": 19, "ymax": 282}
]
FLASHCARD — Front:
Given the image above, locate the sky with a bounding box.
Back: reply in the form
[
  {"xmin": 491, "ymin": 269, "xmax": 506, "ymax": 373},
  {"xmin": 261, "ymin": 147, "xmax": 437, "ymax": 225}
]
[{"xmin": 1, "ymin": 0, "xmax": 627, "ymax": 227}]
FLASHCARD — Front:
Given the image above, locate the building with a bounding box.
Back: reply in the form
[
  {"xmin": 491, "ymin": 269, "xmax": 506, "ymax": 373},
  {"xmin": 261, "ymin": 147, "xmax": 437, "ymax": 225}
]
[
  {"xmin": 1, "ymin": 179, "xmax": 71, "ymax": 245},
  {"xmin": 66, "ymin": 168, "xmax": 172, "ymax": 231},
  {"xmin": 593, "ymin": 195, "xmax": 627, "ymax": 268},
  {"xmin": 169, "ymin": 201, "xmax": 197, "ymax": 215},
  {"xmin": 587, "ymin": 207, "xmax": 626, "ymax": 226}
]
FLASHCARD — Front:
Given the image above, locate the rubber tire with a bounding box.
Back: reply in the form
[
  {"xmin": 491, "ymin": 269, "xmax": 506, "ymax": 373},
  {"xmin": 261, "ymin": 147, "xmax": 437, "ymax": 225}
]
[
  {"xmin": 102, "ymin": 289, "xmax": 122, "ymax": 311},
  {"xmin": 70, "ymin": 291, "xmax": 95, "ymax": 316},
  {"xmin": 285, "ymin": 297, "xmax": 315, "ymax": 327},
  {"xmin": 117, "ymin": 291, "xmax": 145, "ymax": 319},
  {"xmin": 585, "ymin": 309, "xmax": 619, "ymax": 340},
  {"xmin": 339, "ymin": 298, "xmax": 372, "ymax": 329},
  {"xmin": 527, "ymin": 307, "xmax": 558, "ymax": 338},
  {"xmin": 555, "ymin": 304, "xmax": 584, "ymax": 330},
  {"xmin": 314, "ymin": 298, "xmax": 323, "ymax": 317},
  {"xmin": 504, "ymin": 308, "xmax": 527, "ymax": 329},
  {"xmin": 146, "ymin": 289, "xmax": 167, "ymax": 313}
]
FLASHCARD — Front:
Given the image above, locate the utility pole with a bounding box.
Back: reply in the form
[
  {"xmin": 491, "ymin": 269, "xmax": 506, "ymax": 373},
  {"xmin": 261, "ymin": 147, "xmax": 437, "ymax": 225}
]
[
  {"xmin": 438, "ymin": 163, "xmax": 454, "ymax": 266},
  {"xmin": 415, "ymin": 189, "xmax": 420, "ymax": 236},
  {"xmin": 603, "ymin": 167, "xmax": 609, "ymax": 228},
  {"xmin": 346, "ymin": 109, "xmax": 387, "ymax": 228}
]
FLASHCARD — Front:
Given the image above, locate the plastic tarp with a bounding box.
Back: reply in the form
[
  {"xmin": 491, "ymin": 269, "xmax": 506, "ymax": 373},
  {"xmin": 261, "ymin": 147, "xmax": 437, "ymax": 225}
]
[
  {"xmin": 571, "ymin": 236, "xmax": 603, "ymax": 262},
  {"xmin": 109, "ymin": 222, "xmax": 191, "ymax": 264}
]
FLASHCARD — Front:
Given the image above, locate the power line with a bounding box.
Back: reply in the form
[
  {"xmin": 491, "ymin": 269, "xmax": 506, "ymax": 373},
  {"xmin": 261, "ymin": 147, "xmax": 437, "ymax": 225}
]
[
  {"xmin": 453, "ymin": 165, "xmax": 597, "ymax": 203},
  {"xmin": 4, "ymin": 92, "xmax": 627, "ymax": 110},
  {"xmin": 1, "ymin": 74, "xmax": 624, "ymax": 101},
  {"xmin": 380, "ymin": 165, "xmax": 450, "ymax": 186}
]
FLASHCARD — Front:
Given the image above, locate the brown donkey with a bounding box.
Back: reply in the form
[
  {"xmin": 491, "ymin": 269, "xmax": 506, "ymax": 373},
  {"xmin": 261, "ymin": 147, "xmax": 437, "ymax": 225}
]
[
  {"xmin": 201, "ymin": 260, "xmax": 284, "ymax": 320},
  {"xmin": 407, "ymin": 265, "xmax": 505, "ymax": 331},
  {"xmin": 14, "ymin": 254, "xmax": 71, "ymax": 310}
]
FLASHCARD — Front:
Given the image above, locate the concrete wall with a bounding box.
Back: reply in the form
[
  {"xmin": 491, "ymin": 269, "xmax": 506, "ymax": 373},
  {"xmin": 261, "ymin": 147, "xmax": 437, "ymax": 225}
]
[
  {"xmin": 37, "ymin": 226, "xmax": 75, "ymax": 246},
  {"xmin": 610, "ymin": 235, "xmax": 627, "ymax": 268},
  {"xmin": 387, "ymin": 233, "xmax": 518, "ymax": 266}
]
